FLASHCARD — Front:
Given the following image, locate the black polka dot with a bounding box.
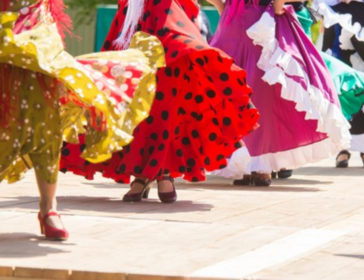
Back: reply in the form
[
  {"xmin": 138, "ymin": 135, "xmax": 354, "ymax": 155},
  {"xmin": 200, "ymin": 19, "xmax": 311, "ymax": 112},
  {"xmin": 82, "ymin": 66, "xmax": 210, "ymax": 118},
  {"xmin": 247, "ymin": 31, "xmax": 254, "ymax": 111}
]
[
  {"xmin": 223, "ymin": 117, "xmax": 232, "ymax": 126},
  {"xmin": 196, "ymin": 45, "xmax": 204, "ymax": 50},
  {"xmin": 165, "ymin": 8, "xmax": 173, "ymax": 14},
  {"xmin": 150, "ymin": 159, "xmax": 158, "ymax": 167},
  {"xmin": 212, "ymin": 118, "xmax": 219, "ymax": 125},
  {"xmin": 216, "ymin": 154, "xmax": 224, "ymax": 161},
  {"xmin": 161, "ymin": 111, "xmax": 169, "ymax": 120},
  {"xmin": 150, "ymin": 133, "xmax": 158, "ymax": 140},
  {"xmin": 80, "ymin": 144, "xmax": 86, "ymax": 152},
  {"xmin": 146, "ymin": 116, "xmax": 154, "ymax": 124},
  {"xmin": 223, "ymin": 87, "xmax": 232, "ymax": 96},
  {"xmin": 195, "ymin": 95, "xmax": 204, "ymax": 103},
  {"xmin": 175, "ymin": 127, "xmax": 180, "ymax": 134},
  {"xmin": 158, "ymin": 143, "xmax": 165, "ymax": 150},
  {"xmin": 187, "ymin": 158, "xmax": 195, "ymax": 167},
  {"xmin": 103, "ymin": 40, "xmax": 111, "ymax": 50},
  {"xmin": 178, "ymin": 107, "xmax": 186, "ymax": 115},
  {"xmin": 156, "ymin": 91, "xmax": 164, "ymax": 100},
  {"xmin": 134, "ymin": 166, "xmax": 142, "ymax": 174},
  {"xmin": 171, "ymin": 50, "xmax": 178, "ymax": 58},
  {"xmin": 235, "ymin": 142, "xmax": 242, "ymax": 149},
  {"xmin": 157, "ymin": 27, "xmax": 169, "ymax": 36},
  {"xmin": 165, "ymin": 67, "xmax": 172, "ymax": 76},
  {"xmin": 220, "ymin": 73, "xmax": 229, "ymax": 81},
  {"xmin": 148, "ymin": 146, "xmax": 155, "ymax": 155},
  {"xmin": 219, "ymin": 164, "xmax": 227, "ymax": 169},
  {"xmin": 163, "ymin": 130, "xmax": 169, "ymax": 139},
  {"xmin": 143, "ymin": 11, "xmax": 151, "ymax": 21},
  {"xmin": 174, "ymin": 68, "xmax": 180, "ymax": 77},
  {"xmin": 119, "ymin": 164, "xmax": 126, "ymax": 173},
  {"xmin": 192, "ymin": 177, "xmax": 199, "ymax": 182},
  {"xmin": 124, "ymin": 146, "xmax": 130, "ymax": 153},
  {"xmin": 206, "ymin": 89, "xmax": 216, "ymax": 98},
  {"xmin": 182, "ymin": 137, "xmax": 190, "ymax": 145},
  {"xmin": 139, "ymin": 148, "xmax": 145, "ymax": 156},
  {"xmin": 185, "ymin": 92, "xmax": 192, "ymax": 100},
  {"xmin": 204, "ymin": 157, "xmax": 211, "ymax": 165},
  {"xmin": 176, "ymin": 149, "xmax": 183, "ymax": 157},
  {"xmin": 209, "ymin": 133, "xmax": 217, "ymax": 141},
  {"xmin": 191, "ymin": 130, "xmax": 199, "ymax": 138},
  {"xmin": 62, "ymin": 148, "xmax": 70, "ymax": 156},
  {"xmin": 172, "ymin": 88, "xmax": 177, "ymax": 96},
  {"xmin": 153, "ymin": 0, "xmax": 161, "ymax": 5},
  {"xmin": 179, "ymin": 166, "xmax": 186, "ymax": 172},
  {"xmin": 196, "ymin": 58, "xmax": 204, "ymax": 66}
]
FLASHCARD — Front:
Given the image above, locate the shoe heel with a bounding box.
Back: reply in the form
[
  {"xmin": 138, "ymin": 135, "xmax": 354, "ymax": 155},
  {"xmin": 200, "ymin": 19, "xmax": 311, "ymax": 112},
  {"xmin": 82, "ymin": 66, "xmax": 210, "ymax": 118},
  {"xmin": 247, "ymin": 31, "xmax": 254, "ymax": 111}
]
[{"xmin": 143, "ymin": 185, "xmax": 151, "ymax": 198}]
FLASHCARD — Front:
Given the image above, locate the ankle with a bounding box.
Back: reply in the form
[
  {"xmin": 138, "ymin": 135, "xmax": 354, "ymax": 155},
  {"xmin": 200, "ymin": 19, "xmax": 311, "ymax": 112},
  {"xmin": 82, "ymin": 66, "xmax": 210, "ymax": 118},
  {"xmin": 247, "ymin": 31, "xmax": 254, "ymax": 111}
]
[{"xmin": 39, "ymin": 200, "xmax": 57, "ymax": 217}]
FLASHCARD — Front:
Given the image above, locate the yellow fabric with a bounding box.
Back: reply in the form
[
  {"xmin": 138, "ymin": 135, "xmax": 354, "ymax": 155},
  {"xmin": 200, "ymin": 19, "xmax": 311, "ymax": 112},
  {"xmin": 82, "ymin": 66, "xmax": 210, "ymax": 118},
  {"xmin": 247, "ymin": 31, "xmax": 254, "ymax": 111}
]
[{"xmin": 0, "ymin": 5, "xmax": 165, "ymax": 183}]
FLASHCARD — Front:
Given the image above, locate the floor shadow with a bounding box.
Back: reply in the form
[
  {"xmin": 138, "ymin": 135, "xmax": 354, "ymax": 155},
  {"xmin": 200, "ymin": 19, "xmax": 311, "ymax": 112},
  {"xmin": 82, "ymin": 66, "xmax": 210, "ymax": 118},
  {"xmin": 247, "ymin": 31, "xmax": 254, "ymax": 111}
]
[
  {"xmin": 294, "ymin": 166, "xmax": 364, "ymax": 177},
  {"xmin": 0, "ymin": 196, "xmax": 214, "ymax": 214},
  {"xmin": 0, "ymin": 232, "xmax": 72, "ymax": 258},
  {"xmin": 335, "ymin": 254, "xmax": 364, "ymax": 259}
]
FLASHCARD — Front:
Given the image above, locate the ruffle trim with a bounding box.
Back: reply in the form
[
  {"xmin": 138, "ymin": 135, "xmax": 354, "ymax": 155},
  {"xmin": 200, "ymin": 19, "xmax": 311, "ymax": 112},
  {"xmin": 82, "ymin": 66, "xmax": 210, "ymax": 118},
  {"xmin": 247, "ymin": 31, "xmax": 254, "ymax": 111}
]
[
  {"xmin": 351, "ymin": 133, "xmax": 364, "ymax": 153},
  {"xmin": 213, "ymin": 137, "xmax": 342, "ymax": 176},
  {"xmin": 313, "ymin": 1, "xmax": 364, "ymax": 44},
  {"xmin": 0, "ymin": 11, "xmax": 164, "ymax": 163},
  {"xmin": 237, "ymin": 9, "xmax": 351, "ymax": 173}
]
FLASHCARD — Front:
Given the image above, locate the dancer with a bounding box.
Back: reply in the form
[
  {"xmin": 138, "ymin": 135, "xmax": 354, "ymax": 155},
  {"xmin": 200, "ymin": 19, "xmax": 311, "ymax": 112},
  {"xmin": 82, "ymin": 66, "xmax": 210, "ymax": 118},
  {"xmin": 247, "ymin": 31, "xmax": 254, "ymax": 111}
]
[
  {"xmin": 60, "ymin": 0, "xmax": 259, "ymax": 203},
  {"xmin": 297, "ymin": 1, "xmax": 364, "ymax": 167},
  {"xmin": 0, "ymin": 0, "xmax": 162, "ymax": 239},
  {"xmin": 209, "ymin": 0, "xmax": 350, "ymax": 186}
]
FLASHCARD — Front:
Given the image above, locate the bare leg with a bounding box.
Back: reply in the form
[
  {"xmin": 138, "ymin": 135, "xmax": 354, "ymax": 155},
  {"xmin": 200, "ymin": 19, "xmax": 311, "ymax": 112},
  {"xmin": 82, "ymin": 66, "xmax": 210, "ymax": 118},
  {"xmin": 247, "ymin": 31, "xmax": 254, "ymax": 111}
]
[{"xmin": 35, "ymin": 172, "xmax": 64, "ymax": 229}]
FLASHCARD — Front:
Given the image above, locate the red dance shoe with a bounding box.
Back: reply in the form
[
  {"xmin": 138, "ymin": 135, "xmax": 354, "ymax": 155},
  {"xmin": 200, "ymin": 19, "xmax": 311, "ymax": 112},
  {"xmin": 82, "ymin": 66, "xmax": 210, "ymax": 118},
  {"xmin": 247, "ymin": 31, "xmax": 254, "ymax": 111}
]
[{"xmin": 38, "ymin": 212, "xmax": 69, "ymax": 241}]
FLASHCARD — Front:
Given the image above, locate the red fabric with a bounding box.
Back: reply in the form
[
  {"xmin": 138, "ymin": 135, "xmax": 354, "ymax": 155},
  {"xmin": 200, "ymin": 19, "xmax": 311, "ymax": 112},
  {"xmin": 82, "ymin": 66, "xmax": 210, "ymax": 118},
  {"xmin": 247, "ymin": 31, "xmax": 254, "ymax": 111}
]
[
  {"xmin": 60, "ymin": 0, "xmax": 259, "ymax": 183},
  {"xmin": 48, "ymin": 0, "xmax": 72, "ymax": 39}
]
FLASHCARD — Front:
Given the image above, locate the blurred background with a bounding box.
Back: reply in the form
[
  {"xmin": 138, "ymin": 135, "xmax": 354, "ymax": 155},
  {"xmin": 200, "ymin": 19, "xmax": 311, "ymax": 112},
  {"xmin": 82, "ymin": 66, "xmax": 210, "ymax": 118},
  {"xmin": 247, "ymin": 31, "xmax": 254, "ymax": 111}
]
[{"xmin": 63, "ymin": 0, "xmax": 217, "ymax": 55}]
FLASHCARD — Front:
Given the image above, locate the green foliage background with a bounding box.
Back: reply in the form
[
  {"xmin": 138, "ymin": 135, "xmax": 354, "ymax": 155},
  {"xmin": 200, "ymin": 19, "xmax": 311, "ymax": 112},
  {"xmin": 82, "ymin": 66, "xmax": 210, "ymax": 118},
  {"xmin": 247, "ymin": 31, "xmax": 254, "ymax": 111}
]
[{"xmin": 64, "ymin": 0, "xmax": 211, "ymax": 24}]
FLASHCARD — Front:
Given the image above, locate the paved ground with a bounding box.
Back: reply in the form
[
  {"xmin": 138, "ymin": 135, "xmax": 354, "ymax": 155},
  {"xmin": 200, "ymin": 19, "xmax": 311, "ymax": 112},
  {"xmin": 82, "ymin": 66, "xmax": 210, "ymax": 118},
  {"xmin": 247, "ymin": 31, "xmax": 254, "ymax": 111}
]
[{"xmin": 0, "ymin": 155, "xmax": 364, "ymax": 280}]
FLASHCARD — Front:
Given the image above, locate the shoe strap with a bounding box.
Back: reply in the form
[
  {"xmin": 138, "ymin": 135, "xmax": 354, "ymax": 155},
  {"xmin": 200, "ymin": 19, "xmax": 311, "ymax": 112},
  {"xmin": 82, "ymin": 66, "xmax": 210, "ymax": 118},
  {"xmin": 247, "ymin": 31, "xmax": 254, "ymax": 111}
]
[
  {"xmin": 132, "ymin": 178, "xmax": 148, "ymax": 186},
  {"xmin": 336, "ymin": 150, "xmax": 351, "ymax": 160},
  {"xmin": 157, "ymin": 175, "xmax": 174, "ymax": 183}
]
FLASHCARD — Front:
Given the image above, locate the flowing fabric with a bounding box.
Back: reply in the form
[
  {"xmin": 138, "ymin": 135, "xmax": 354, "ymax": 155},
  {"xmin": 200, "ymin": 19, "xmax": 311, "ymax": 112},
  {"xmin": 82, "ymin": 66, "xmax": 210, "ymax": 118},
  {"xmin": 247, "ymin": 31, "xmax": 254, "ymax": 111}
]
[
  {"xmin": 211, "ymin": 3, "xmax": 350, "ymax": 177},
  {"xmin": 59, "ymin": 0, "xmax": 259, "ymax": 183},
  {"xmin": 0, "ymin": 0, "xmax": 163, "ymax": 183}
]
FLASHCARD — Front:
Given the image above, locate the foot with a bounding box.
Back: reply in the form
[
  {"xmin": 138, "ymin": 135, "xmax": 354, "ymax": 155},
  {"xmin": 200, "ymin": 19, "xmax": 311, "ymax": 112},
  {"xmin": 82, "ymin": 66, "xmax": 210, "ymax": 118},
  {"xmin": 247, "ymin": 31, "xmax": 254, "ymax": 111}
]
[
  {"xmin": 252, "ymin": 172, "xmax": 271, "ymax": 187},
  {"xmin": 157, "ymin": 177, "xmax": 175, "ymax": 194},
  {"xmin": 123, "ymin": 178, "xmax": 151, "ymax": 202},
  {"xmin": 233, "ymin": 175, "xmax": 252, "ymax": 186},
  {"xmin": 38, "ymin": 212, "xmax": 69, "ymax": 241},
  {"xmin": 336, "ymin": 150, "xmax": 351, "ymax": 168},
  {"xmin": 277, "ymin": 169, "xmax": 293, "ymax": 179},
  {"xmin": 157, "ymin": 175, "xmax": 177, "ymax": 203}
]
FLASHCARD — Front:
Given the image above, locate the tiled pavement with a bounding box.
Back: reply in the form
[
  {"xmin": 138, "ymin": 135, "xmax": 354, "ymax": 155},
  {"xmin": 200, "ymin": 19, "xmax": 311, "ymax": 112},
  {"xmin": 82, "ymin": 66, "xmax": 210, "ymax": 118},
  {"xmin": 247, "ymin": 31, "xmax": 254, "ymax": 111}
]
[{"xmin": 0, "ymin": 155, "xmax": 364, "ymax": 280}]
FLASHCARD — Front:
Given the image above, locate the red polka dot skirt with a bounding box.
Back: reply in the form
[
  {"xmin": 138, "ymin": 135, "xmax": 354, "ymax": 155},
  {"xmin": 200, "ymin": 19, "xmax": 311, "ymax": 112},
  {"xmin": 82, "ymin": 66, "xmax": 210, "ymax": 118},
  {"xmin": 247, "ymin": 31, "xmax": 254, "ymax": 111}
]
[{"xmin": 60, "ymin": 0, "xmax": 259, "ymax": 183}]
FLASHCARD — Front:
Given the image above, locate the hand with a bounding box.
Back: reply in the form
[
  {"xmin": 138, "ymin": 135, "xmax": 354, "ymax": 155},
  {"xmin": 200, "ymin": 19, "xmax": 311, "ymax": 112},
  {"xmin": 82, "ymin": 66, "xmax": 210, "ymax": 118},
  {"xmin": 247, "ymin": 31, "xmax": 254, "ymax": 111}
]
[{"xmin": 273, "ymin": 0, "xmax": 286, "ymax": 15}]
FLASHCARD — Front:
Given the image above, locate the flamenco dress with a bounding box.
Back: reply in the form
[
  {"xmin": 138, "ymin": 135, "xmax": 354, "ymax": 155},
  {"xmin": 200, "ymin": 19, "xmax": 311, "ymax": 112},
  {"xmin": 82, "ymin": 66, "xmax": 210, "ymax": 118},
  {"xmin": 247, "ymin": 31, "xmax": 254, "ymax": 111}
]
[
  {"xmin": 313, "ymin": 0, "xmax": 364, "ymax": 71},
  {"xmin": 0, "ymin": 0, "xmax": 163, "ymax": 183},
  {"xmin": 210, "ymin": 0, "xmax": 350, "ymax": 178},
  {"xmin": 296, "ymin": 4, "xmax": 364, "ymax": 153},
  {"xmin": 59, "ymin": 0, "xmax": 259, "ymax": 183}
]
